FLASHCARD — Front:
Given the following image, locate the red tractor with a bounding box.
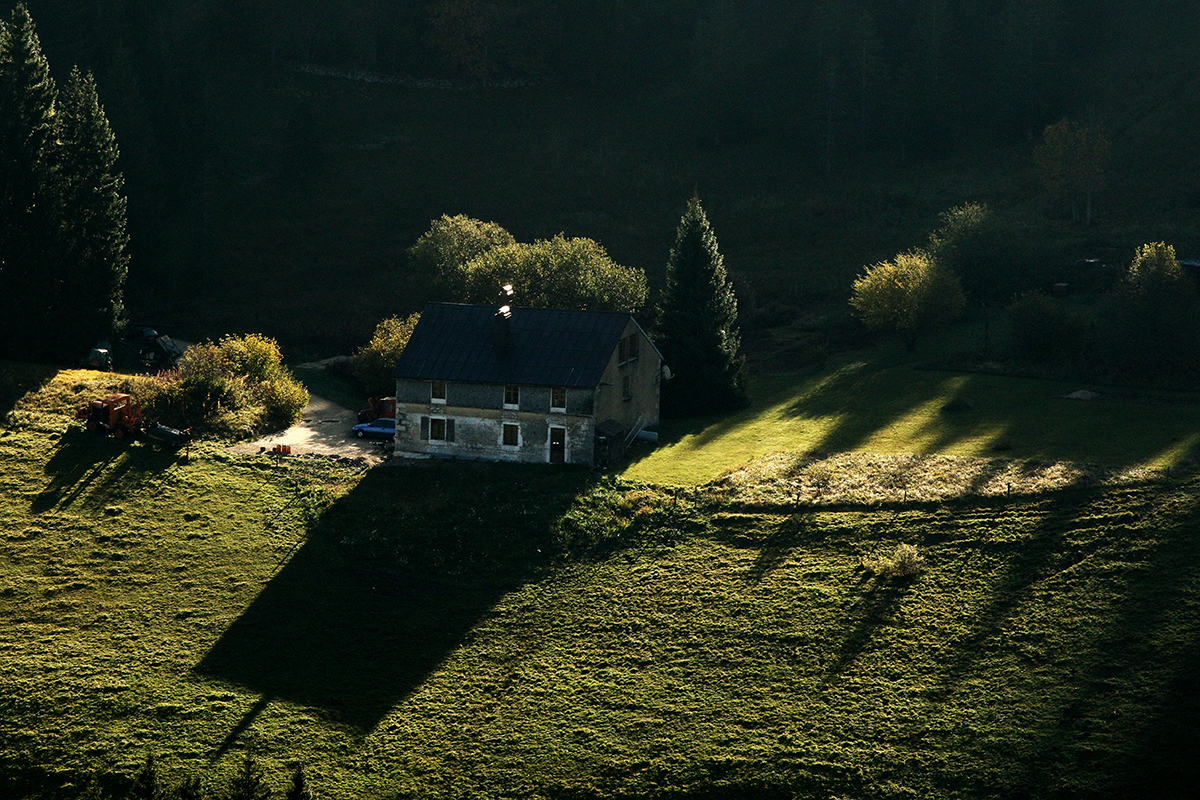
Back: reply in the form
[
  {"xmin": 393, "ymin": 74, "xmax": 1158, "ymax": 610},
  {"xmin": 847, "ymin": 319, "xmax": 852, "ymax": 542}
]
[{"xmin": 76, "ymin": 394, "xmax": 145, "ymax": 439}]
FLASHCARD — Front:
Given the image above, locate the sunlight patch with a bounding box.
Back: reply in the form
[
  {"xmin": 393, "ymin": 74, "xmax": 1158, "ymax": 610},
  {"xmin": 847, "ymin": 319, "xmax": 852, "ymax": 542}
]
[{"xmin": 713, "ymin": 451, "xmax": 1175, "ymax": 506}]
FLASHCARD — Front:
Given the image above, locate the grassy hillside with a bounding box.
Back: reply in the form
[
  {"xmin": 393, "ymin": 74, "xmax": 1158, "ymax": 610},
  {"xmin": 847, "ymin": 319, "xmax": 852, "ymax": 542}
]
[
  {"xmin": 627, "ymin": 326, "xmax": 1200, "ymax": 486},
  {"xmin": 3, "ymin": 365, "xmax": 1200, "ymax": 798}
]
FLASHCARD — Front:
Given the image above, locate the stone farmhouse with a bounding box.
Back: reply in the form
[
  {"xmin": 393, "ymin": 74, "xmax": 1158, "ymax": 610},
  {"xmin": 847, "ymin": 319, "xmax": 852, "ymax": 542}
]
[{"xmin": 391, "ymin": 301, "xmax": 663, "ymax": 465}]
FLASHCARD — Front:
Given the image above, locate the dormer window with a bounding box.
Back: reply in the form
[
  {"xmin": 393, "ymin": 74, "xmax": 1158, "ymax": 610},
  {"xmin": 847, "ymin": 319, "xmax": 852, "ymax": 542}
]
[
  {"xmin": 431, "ymin": 381, "xmax": 446, "ymax": 404},
  {"xmin": 504, "ymin": 384, "xmax": 520, "ymax": 409}
]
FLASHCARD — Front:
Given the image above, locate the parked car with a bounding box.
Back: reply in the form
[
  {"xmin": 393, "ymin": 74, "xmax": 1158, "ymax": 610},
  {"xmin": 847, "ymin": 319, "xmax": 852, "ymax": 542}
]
[{"xmin": 352, "ymin": 417, "xmax": 395, "ymax": 440}]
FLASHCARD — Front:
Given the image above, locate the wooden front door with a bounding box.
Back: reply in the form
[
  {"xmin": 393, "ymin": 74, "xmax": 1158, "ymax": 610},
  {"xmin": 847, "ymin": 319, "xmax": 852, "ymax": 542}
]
[{"xmin": 549, "ymin": 427, "xmax": 566, "ymax": 463}]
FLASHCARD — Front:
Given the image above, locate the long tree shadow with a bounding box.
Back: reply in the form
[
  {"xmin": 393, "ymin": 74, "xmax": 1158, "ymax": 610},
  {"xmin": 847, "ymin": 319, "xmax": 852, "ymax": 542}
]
[
  {"xmin": 1022, "ymin": 487, "xmax": 1200, "ymax": 798},
  {"xmin": 31, "ymin": 429, "xmax": 186, "ymax": 513},
  {"xmin": 929, "ymin": 489, "xmax": 1096, "ymax": 691},
  {"xmin": 824, "ymin": 577, "xmax": 912, "ymax": 681},
  {"xmin": 748, "ymin": 513, "xmax": 818, "ymax": 582},
  {"xmin": 912, "ymin": 477, "xmax": 1200, "ymax": 796},
  {"xmin": 195, "ymin": 462, "xmax": 594, "ymax": 736},
  {"xmin": 0, "ymin": 361, "xmax": 58, "ymax": 419}
]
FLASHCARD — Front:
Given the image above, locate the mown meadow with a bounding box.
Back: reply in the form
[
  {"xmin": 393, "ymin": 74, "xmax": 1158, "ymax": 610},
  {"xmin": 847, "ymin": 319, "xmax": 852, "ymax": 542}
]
[
  {"xmin": 626, "ymin": 323, "xmax": 1200, "ymax": 486},
  {"xmin": 3, "ymin": 359, "xmax": 1200, "ymax": 799}
]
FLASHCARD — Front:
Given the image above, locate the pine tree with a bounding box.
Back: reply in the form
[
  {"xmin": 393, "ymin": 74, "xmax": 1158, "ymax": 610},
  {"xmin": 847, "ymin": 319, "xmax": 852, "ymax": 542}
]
[
  {"xmin": 224, "ymin": 754, "xmax": 271, "ymax": 800},
  {"xmin": 284, "ymin": 765, "xmax": 313, "ymax": 800},
  {"xmin": 0, "ymin": 5, "xmax": 129, "ymax": 362},
  {"xmin": 0, "ymin": 3, "xmax": 59, "ymax": 356},
  {"xmin": 656, "ymin": 195, "xmax": 747, "ymax": 417},
  {"xmin": 173, "ymin": 774, "xmax": 204, "ymax": 800},
  {"xmin": 53, "ymin": 66, "xmax": 130, "ymax": 349},
  {"xmin": 129, "ymin": 752, "xmax": 163, "ymax": 800}
]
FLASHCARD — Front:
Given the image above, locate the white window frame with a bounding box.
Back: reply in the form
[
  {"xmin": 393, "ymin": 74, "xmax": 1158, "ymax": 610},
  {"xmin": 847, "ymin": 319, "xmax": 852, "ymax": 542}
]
[
  {"xmin": 429, "ymin": 417, "xmax": 448, "ymax": 443},
  {"xmin": 430, "ymin": 380, "xmax": 446, "ymax": 405},
  {"xmin": 503, "ymin": 384, "xmax": 520, "ymax": 410},
  {"xmin": 551, "ymin": 386, "xmax": 567, "ymax": 412}
]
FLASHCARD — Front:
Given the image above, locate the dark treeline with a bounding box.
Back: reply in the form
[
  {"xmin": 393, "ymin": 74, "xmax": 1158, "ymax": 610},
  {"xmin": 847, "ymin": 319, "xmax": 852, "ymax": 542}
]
[
  {"xmin": 12, "ymin": 1, "xmax": 1171, "ymax": 233},
  {"xmin": 20, "ymin": 1, "xmax": 1188, "ymax": 162},
  {"xmin": 9, "ymin": 0, "xmax": 1198, "ymax": 355}
]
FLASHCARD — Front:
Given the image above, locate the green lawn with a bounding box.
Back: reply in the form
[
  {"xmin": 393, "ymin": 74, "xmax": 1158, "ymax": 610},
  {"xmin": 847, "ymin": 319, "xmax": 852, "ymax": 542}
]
[
  {"xmin": 626, "ymin": 336, "xmax": 1200, "ymax": 485},
  {"xmin": 4, "ymin": 364, "xmax": 1200, "ymax": 799}
]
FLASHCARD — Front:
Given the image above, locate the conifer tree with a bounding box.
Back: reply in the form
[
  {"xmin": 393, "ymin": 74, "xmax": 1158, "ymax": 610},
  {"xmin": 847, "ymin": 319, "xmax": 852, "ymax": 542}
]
[
  {"xmin": 224, "ymin": 754, "xmax": 271, "ymax": 800},
  {"xmin": 284, "ymin": 765, "xmax": 313, "ymax": 800},
  {"xmin": 129, "ymin": 752, "xmax": 163, "ymax": 800},
  {"xmin": 0, "ymin": 3, "xmax": 59, "ymax": 354},
  {"xmin": 0, "ymin": 5, "xmax": 129, "ymax": 361},
  {"xmin": 54, "ymin": 66, "xmax": 129, "ymax": 348},
  {"xmin": 656, "ymin": 195, "xmax": 747, "ymax": 417}
]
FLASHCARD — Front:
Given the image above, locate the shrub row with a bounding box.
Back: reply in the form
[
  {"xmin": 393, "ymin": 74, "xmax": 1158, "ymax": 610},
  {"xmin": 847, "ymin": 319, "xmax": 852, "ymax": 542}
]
[
  {"xmin": 128, "ymin": 334, "xmax": 308, "ymax": 439},
  {"xmin": 1007, "ymin": 243, "xmax": 1200, "ymax": 385}
]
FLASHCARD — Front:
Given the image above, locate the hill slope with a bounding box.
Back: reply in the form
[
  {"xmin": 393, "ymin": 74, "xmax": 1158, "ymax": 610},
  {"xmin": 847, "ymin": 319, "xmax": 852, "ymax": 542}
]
[{"xmin": 3, "ymin": 368, "xmax": 1200, "ymax": 798}]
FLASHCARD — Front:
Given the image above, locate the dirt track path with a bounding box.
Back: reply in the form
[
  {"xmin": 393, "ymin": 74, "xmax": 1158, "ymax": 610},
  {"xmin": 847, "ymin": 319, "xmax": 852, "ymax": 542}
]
[{"xmin": 227, "ymin": 395, "xmax": 390, "ymax": 464}]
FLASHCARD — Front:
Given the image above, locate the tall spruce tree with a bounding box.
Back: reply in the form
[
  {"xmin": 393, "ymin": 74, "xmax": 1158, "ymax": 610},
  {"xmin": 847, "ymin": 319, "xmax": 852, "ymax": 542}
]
[
  {"xmin": 225, "ymin": 754, "xmax": 272, "ymax": 800},
  {"xmin": 656, "ymin": 195, "xmax": 747, "ymax": 417},
  {"xmin": 128, "ymin": 752, "xmax": 163, "ymax": 800},
  {"xmin": 0, "ymin": 3, "xmax": 59, "ymax": 356},
  {"xmin": 54, "ymin": 66, "xmax": 129, "ymax": 349},
  {"xmin": 0, "ymin": 4, "xmax": 129, "ymax": 362},
  {"xmin": 284, "ymin": 765, "xmax": 313, "ymax": 800}
]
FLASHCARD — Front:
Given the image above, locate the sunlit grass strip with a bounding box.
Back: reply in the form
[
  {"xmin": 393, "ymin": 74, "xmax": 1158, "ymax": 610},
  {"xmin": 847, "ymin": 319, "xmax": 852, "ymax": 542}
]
[
  {"xmin": 624, "ymin": 340, "xmax": 1200, "ymax": 485},
  {"xmin": 712, "ymin": 451, "xmax": 1175, "ymax": 508}
]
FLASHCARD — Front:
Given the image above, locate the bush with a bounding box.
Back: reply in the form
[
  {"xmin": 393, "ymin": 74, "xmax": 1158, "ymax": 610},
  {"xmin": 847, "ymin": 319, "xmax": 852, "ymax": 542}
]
[
  {"xmin": 225, "ymin": 754, "xmax": 271, "ymax": 800},
  {"xmin": 850, "ymin": 250, "xmax": 966, "ymax": 350},
  {"xmin": 1098, "ymin": 243, "xmax": 1200, "ymax": 381},
  {"xmin": 1007, "ymin": 291, "xmax": 1091, "ymax": 363},
  {"xmin": 131, "ymin": 334, "xmax": 308, "ymax": 438},
  {"xmin": 862, "ymin": 543, "xmax": 926, "ymax": 578},
  {"xmin": 352, "ymin": 313, "xmax": 420, "ymax": 394}
]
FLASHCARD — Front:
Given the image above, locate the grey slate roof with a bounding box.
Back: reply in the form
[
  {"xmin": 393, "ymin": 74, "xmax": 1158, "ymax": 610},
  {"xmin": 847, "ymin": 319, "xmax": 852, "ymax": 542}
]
[{"xmin": 393, "ymin": 303, "xmax": 634, "ymax": 388}]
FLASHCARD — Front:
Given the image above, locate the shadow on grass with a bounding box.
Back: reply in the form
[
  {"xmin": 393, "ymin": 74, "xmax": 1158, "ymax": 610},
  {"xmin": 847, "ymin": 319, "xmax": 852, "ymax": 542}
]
[
  {"xmin": 30, "ymin": 429, "xmax": 188, "ymax": 513},
  {"xmin": 911, "ymin": 480, "xmax": 1200, "ymax": 797},
  {"xmin": 196, "ymin": 462, "xmax": 594, "ymax": 738},
  {"xmin": 643, "ymin": 356, "xmax": 1016, "ymax": 484},
  {"xmin": 824, "ymin": 577, "xmax": 912, "ymax": 681},
  {"xmin": 647, "ymin": 335, "xmax": 1200, "ymax": 487},
  {"xmin": 0, "ymin": 361, "xmax": 59, "ymax": 420},
  {"xmin": 745, "ymin": 513, "xmax": 817, "ymax": 582},
  {"xmin": 1025, "ymin": 487, "xmax": 1200, "ymax": 798},
  {"xmin": 931, "ymin": 490, "xmax": 1127, "ymax": 693}
]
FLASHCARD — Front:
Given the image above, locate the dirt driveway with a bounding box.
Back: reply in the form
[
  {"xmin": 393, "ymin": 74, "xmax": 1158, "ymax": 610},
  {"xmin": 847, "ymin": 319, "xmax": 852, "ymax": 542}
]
[{"xmin": 227, "ymin": 395, "xmax": 391, "ymax": 464}]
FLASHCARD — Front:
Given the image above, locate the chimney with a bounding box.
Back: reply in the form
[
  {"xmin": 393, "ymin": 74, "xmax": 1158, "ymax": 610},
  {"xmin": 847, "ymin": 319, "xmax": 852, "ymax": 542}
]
[
  {"xmin": 494, "ymin": 284, "xmax": 514, "ymax": 350},
  {"xmin": 495, "ymin": 284, "xmax": 514, "ymax": 320}
]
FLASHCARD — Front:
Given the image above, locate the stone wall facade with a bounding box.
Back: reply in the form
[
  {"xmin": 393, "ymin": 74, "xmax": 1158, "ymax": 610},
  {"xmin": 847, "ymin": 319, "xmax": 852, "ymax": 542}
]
[
  {"xmin": 395, "ymin": 380, "xmax": 596, "ymax": 464},
  {"xmin": 392, "ymin": 320, "xmax": 660, "ymax": 465}
]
